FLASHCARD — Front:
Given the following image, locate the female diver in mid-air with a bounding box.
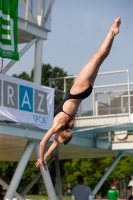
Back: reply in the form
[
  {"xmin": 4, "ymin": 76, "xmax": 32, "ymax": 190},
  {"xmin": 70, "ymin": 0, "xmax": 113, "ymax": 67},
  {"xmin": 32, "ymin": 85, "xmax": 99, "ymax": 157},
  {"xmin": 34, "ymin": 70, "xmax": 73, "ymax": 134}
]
[{"xmin": 35, "ymin": 17, "xmax": 121, "ymax": 171}]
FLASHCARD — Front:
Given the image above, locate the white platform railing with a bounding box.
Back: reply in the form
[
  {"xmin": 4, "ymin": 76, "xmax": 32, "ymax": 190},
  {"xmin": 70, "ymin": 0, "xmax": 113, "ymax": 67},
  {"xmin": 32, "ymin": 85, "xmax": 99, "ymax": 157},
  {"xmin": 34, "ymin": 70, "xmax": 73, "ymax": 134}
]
[
  {"xmin": 49, "ymin": 70, "xmax": 133, "ymax": 122},
  {"xmin": 18, "ymin": 0, "xmax": 53, "ymax": 30}
]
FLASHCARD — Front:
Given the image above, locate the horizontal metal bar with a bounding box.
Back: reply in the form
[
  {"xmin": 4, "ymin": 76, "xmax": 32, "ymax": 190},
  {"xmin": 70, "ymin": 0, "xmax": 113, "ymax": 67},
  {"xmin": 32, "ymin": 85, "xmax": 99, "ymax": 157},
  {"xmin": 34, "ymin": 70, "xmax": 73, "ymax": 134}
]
[
  {"xmin": 94, "ymin": 83, "xmax": 128, "ymax": 89},
  {"xmin": 98, "ymin": 70, "xmax": 128, "ymax": 75},
  {"xmin": 55, "ymin": 89, "xmax": 65, "ymax": 94},
  {"xmin": 49, "ymin": 75, "xmax": 76, "ymax": 81},
  {"xmin": 98, "ymin": 102, "xmax": 110, "ymax": 107},
  {"xmin": 49, "ymin": 70, "xmax": 130, "ymax": 81},
  {"xmin": 95, "ymin": 89, "xmax": 133, "ymax": 95}
]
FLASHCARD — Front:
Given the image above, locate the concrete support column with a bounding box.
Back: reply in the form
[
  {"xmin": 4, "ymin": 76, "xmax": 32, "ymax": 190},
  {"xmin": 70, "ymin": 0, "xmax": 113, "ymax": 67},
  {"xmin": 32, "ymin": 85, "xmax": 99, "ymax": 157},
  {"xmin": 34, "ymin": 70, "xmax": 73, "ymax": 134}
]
[
  {"xmin": 0, "ymin": 178, "xmax": 24, "ymax": 200},
  {"xmin": 37, "ymin": 0, "xmax": 44, "ymax": 26},
  {"xmin": 92, "ymin": 152, "xmax": 124, "ymax": 195},
  {"xmin": 35, "ymin": 142, "xmax": 57, "ymax": 200},
  {"xmin": 33, "ymin": 39, "xmax": 43, "ymax": 85},
  {"xmin": 55, "ymin": 156, "xmax": 63, "ymax": 200},
  {"xmin": 21, "ymin": 156, "xmax": 55, "ymax": 196},
  {"xmin": 4, "ymin": 141, "xmax": 35, "ymax": 200},
  {"xmin": 33, "ymin": 0, "xmax": 44, "ymax": 85}
]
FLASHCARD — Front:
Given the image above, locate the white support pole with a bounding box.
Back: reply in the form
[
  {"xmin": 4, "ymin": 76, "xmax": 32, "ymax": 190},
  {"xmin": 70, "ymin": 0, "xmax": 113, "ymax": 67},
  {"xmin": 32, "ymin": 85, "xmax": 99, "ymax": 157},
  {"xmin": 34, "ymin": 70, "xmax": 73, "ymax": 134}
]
[
  {"xmin": 21, "ymin": 156, "xmax": 55, "ymax": 196},
  {"xmin": 93, "ymin": 88, "xmax": 95, "ymax": 116},
  {"xmin": 55, "ymin": 156, "xmax": 63, "ymax": 200},
  {"xmin": 33, "ymin": 39, "xmax": 43, "ymax": 84},
  {"xmin": 92, "ymin": 152, "xmax": 124, "ymax": 195},
  {"xmin": 37, "ymin": 0, "xmax": 44, "ymax": 26},
  {"xmin": 35, "ymin": 142, "xmax": 57, "ymax": 200},
  {"xmin": 33, "ymin": 1, "xmax": 44, "ymax": 84},
  {"xmin": 108, "ymin": 132, "xmax": 111, "ymax": 142},
  {"xmin": 95, "ymin": 101, "xmax": 98, "ymax": 116},
  {"xmin": 2, "ymin": 38, "xmax": 38, "ymax": 74},
  {"xmin": 108, "ymin": 92, "xmax": 111, "ymax": 114},
  {"xmin": 121, "ymin": 96, "xmax": 124, "ymax": 113},
  {"xmin": 4, "ymin": 141, "xmax": 35, "ymax": 200},
  {"xmin": 127, "ymin": 70, "xmax": 131, "ymax": 122},
  {"xmin": 21, "ymin": 0, "xmax": 37, "ymax": 24},
  {"xmin": 0, "ymin": 178, "xmax": 24, "ymax": 200},
  {"xmin": 63, "ymin": 78, "xmax": 66, "ymax": 98}
]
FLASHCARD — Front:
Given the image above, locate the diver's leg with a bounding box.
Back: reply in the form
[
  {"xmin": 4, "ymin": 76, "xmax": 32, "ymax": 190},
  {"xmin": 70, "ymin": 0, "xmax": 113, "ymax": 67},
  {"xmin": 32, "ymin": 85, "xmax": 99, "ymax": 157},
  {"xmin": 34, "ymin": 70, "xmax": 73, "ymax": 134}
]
[{"xmin": 70, "ymin": 17, "xmax": 121, "ymax": 94}]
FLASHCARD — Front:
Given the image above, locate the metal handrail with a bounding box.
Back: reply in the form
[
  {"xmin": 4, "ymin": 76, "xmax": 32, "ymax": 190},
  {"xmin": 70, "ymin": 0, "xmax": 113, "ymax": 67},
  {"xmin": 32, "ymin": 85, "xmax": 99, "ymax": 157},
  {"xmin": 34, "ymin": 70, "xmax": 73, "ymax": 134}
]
[{"xmin": 49, "ymin": 70, "xmax": 133, "ymax": 120}]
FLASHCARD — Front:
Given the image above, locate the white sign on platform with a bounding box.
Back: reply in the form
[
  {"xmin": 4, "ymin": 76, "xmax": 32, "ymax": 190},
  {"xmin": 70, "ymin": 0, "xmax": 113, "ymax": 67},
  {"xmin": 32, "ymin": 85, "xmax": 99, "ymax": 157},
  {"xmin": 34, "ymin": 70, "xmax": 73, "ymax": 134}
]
[{"xmin": 0, "ymin": 74, "xmax": 54, "ymax": 130}]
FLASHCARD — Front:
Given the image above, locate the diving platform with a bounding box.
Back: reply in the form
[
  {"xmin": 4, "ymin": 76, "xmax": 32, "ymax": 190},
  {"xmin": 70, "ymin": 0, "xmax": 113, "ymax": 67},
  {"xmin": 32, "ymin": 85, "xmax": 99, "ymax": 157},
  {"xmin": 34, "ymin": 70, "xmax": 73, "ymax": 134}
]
[{"xmin": 1, "ymin": 69, "xmax": 133, "ymax": 162}]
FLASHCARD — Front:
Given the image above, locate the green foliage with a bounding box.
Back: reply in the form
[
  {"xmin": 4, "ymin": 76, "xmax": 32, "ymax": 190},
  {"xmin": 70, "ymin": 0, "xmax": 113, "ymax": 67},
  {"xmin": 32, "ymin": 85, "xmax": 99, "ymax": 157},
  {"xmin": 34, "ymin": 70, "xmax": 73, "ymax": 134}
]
[
  {"xmin": 64, "ymin": 157, "xmax": 133, "ymax": 196},
  {"xmin": 13, "ymin": 72, "xmax": 32, "ymax": 82},
  {"xmin": 13, "ymin": 63, "xmax": 70, "ymax": 87},
  {"xmin": 13, "ymin": 63, "xmax": 73, "ymax": 109},
  {"xmin": 41, "ymin": 64, "xmax": 68, "ymax": 88},
  {"xmin": 1, "ymin": 157, "xmax": 133, "ymax": 196},
  {"xmin": 0, "ymin": 161, "xmax": 18, "ymax": 183},
  {"xmin": 109, "ymin": 157, "xmax": 133, "ymax": 180}
]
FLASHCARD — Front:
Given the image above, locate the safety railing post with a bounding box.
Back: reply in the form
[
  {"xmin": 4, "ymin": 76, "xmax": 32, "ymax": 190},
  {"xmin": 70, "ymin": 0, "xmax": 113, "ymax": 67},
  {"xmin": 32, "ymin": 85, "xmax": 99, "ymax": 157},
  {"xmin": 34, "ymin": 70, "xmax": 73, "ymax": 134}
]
[{"xmin": 127, "ymin": 70, "xmax": 131, "ymax": 122}]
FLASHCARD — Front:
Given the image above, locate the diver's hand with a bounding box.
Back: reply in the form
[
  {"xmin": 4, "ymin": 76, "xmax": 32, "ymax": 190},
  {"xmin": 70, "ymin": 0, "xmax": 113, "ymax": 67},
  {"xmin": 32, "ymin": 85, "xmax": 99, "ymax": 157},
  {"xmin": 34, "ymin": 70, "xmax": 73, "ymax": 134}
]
[{"xmin": 35, "ymin": 159, "xmax": 48, "ymax": 171}]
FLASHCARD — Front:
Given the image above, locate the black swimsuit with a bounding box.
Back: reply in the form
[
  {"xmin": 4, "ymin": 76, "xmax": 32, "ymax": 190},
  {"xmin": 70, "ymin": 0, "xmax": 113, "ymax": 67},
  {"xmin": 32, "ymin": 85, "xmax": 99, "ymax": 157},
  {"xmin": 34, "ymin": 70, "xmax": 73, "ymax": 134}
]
[{"xmin": 54, "ymin": 85, "xmax": 93, "ymax": 118}]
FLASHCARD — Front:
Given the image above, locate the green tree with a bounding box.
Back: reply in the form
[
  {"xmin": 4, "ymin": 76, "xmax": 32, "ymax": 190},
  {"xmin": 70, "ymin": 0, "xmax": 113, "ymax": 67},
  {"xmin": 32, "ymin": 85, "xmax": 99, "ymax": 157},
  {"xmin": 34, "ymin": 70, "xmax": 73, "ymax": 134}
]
[
  {"xmin": 0, "ymin": 161, "xmax": 18, "ymax": 183},
  {"xmin": 13, "ymin": 63, "xmax": 73, "ymax": 109},
  {"xmin": 64, "ymin": 157, "xmax": 133, "ymax": 197},
  {"xmin": 13, "ymin": 72, "xmax": 32, "ymax": 82},
  {"xmin": 13, "ymin": 63, "xmax": 72, "ymax": 89}
]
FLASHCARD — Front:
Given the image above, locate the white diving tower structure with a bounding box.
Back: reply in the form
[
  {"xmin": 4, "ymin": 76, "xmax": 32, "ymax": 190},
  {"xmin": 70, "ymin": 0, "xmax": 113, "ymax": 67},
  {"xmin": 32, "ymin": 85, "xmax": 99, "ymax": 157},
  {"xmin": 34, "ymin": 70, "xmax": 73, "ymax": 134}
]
[{"xmin": 0, "ymin": 1, "xmax": 133, "ymax": 200}]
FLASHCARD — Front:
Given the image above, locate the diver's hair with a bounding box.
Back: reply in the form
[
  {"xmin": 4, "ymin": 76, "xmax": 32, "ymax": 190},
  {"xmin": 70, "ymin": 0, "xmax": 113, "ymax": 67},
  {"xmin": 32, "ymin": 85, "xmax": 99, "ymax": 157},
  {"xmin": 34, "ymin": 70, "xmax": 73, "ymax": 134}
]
[
  {"xmin": 66, "ymin": 116, "xmax": 75, "ymax": 129},
  {"xmin": 61, "ymin": 129, "xmax": 73, "ymax": 145}
]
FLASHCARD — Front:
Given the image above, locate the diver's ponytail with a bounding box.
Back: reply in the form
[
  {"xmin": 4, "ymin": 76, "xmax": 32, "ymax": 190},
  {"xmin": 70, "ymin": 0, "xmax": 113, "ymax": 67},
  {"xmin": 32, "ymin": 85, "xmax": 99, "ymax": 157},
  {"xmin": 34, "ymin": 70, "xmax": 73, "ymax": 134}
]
[{"xmin": 66, "ymin": 116, "xmax": 75, "ymax": 129}]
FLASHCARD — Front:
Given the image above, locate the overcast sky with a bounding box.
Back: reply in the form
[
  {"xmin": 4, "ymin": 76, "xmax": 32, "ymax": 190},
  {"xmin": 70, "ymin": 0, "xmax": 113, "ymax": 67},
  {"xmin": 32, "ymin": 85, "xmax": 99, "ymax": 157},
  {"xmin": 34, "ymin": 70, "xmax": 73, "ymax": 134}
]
[{"xmin": 5, "ymin": 0, "xmax": 133, "ymax": 83}]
